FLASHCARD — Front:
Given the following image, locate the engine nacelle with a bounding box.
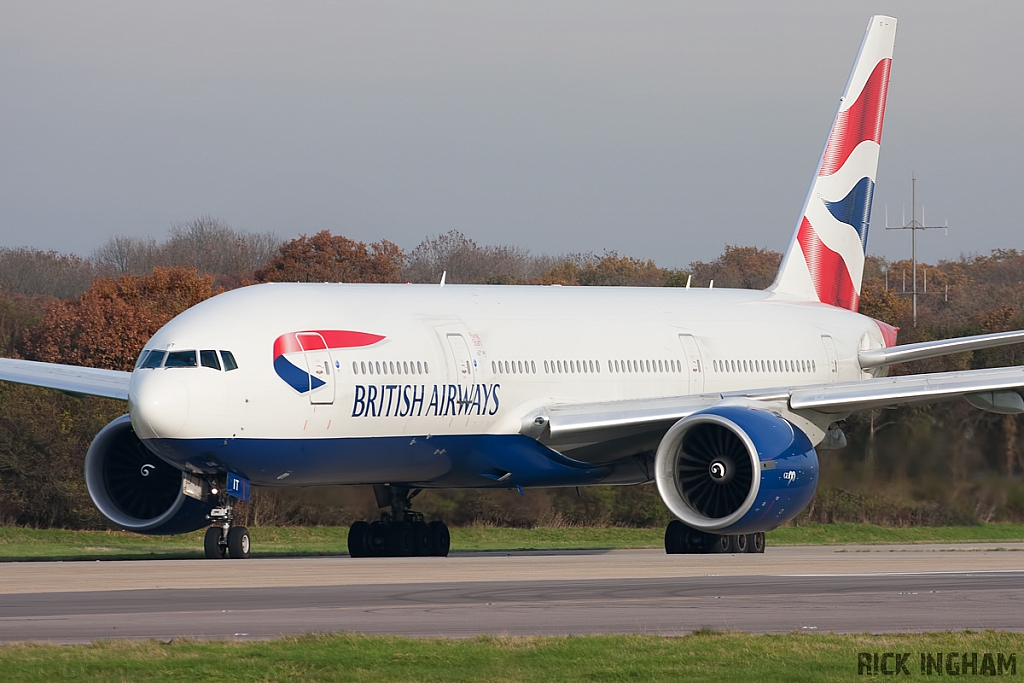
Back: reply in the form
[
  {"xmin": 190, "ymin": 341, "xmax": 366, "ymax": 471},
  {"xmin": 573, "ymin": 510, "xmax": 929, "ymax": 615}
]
[
  {"xmin": 655, "ymin": 405, "xmax": 818, "ymax": 534},
  {"xmin": 84, "ymin": 415, "xmax": 216, "ymax": 535}
]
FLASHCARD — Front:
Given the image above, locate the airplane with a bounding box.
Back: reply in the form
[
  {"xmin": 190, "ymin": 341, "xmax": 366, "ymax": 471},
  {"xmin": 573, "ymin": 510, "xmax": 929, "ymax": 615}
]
[{"xmin": 4, "ymin": 15, "xmax": 1024, "ymax": 560}]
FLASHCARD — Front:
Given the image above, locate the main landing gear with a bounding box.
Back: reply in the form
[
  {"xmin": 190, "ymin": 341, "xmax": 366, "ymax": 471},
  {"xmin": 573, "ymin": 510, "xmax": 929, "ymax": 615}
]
[
  {"xmin": 203, "ymin": 493, "xmax": 250, "ymax": 559},
  {"xmin": 664, "ymin": 519, "xmax": 765, "ymax": 554},
  {"xmin": 347, "ymin": 485, "xmax": 451, "ymax": 558}
]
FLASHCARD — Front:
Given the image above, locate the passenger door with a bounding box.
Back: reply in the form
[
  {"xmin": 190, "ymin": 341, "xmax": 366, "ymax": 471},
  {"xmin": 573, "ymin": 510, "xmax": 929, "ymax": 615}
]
[
  {"xmin": 297, "ymin": 332, "xmax": 335, "ymax": 405},
  {"xmin": 678, "ymin": 334, "xmax": 706, "ymax": 394},
  {"xmin": 821, "ymin": 335, "xmax": 839, "ymax": 382},
  {"xmin": 445, "ymin": 333, "xmax": 477, "ymax": 426}
]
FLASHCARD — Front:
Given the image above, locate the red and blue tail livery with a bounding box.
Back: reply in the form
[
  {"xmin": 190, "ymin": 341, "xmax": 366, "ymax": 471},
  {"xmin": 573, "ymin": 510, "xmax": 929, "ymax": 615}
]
[
  {"xmin": 771, "ymin": 16, "xmax": 896, "ymax": 312},
  {"xmin": 273, "ymin": 330, "xmax": 384, "ymax": 393}
]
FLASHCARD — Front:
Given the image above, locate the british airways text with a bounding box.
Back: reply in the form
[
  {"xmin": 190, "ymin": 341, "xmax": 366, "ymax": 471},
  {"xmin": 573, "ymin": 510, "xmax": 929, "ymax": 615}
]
[{"xmin": 351, "ymin": 383, "xmax": 500, "ymax": 418}]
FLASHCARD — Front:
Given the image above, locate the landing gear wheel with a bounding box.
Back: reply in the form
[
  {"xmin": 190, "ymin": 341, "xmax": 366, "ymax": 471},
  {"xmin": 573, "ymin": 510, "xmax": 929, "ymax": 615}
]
[
  {"xmin": 412, "ymin": 521, "xmax": 431, "ymax": 556},
  {"xmin": 713, "ymin": 534, "xmax": 733, "ymax": 553},
  {"xmin": 369, "ymin": 521, "xmax": 386, "ymax": 557},
  {"xmin": 428, "ymin": 520, "xmax": 450, "ymax": 557},
  {"xmin": 750, "ymin": 531, "xmax": 766, "ymax": 554},
  {"xmin": 204, "ymin": 527, "xmax": 226, "ymax": 559},
  {"xmin": 227, "ymin": 526, "xmax": 250, "ymax": 559},
  {"xmin": 388, "ymin": 521, "xmax": 415, "ymax": 557},
  {"xmin": 734, "ymin": 532, "xmax": 749, "ymax": 553},
  {"xmin": 665, "ymin": 520, "xmax": 686, "ymax": 554},
  {"xmin": 348, "ymin": 521, "xmax": 370, "ymax": 558}
]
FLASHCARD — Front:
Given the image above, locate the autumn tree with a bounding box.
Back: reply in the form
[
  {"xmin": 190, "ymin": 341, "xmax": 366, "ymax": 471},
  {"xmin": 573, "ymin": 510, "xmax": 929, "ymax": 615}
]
[
  {"xmin": 0, "ymin": 248, "xmax": 97, "ymax": 299},
  {"xmin": 0, "ymin": 383, "xmax": 118, "ymax": 528},
  {"xmin": 0, "ymin": 288, "xmax": 45, "ymax": 359},
  {"xmin": 404, "ymin": 230, "xmax": 554, "ymax": 284},
  {"xmin": 23, "ymin": 267, "xmax": 220, "ymax": 371},
  {"xmin": 688, "ymin": 245, "xmax": 782, "ymax": 289},
  {"xmin": 256, "ymin": 231, "xmax": 404, "ymax": 284},
  {"xmin": 535, "ymin": 252, "xmax": 670, "ymax": 287},
  {"xmin": 94, "ymin": 217, "xmax": 279, "ymax": 287}
]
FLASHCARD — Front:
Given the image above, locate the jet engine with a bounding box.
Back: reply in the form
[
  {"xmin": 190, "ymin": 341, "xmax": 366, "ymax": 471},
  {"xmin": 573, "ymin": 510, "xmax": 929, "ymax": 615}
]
[
  {"xmin": 655, "ymin": 405, "xmax": 818, "ymax": 534},
  {"xmin": 84, "ymin": 415, "xmax": 216, "ymax": 535}
]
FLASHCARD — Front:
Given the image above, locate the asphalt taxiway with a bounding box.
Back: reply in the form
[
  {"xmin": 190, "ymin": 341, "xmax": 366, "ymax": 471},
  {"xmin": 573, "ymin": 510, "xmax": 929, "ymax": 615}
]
[{"xmin": 2, "ymin": 544, "xmax": 1023, "ymax": 642}]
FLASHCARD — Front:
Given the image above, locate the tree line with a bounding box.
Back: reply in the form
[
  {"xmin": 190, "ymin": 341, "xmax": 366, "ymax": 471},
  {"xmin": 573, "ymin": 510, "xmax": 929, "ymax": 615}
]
[{"xmin": 3, "ymin": 217, "xmax": 1024, "ymax": 529}]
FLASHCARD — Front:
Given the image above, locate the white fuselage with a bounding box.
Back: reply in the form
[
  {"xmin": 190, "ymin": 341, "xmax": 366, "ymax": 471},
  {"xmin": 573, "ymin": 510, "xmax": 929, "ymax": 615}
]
[{"xmin": 126, "ymin": 283, "xmax": 886, "ymax": 486}]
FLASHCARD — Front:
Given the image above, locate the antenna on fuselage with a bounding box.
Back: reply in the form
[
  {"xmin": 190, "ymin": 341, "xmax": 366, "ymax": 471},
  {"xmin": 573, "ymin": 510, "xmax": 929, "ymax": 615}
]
[
  {"xmin": 685, "ymin": 274, "xmax": 691, "ymax": 289},
  {"xmin": 709, "ymin": 280, "xmax": 714, "ymax": 289},
  {"xmin": 440, "ymin": 271, "xmax": 447, "ymax": 287}
]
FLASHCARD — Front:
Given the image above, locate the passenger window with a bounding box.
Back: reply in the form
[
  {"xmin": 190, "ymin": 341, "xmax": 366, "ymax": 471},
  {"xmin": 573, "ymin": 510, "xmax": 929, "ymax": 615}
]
[
  {"xmin": 220, "ymin": 351, "xmax": 239, "ymax": 371},
  {"xmin": 141, "ymin": 350, "xmax": 165, "ymax": 369},
  {"xmin": 165, "ymin": 350, "xmax": 197, "ymax": 368},
  {"xmin": 531, "ymin": 361, "xmax": 537, "ymax": 374},
  {"xmin": 200, "ymin": 350, "xmax": 221, "ymax": 370},
  {"xmin": 353, "ymin": 361, "xmax": 359, "ymax": 374},
  {"xmin": 424, "ymin": 362, "xmax": 429, "ymax": 374}
]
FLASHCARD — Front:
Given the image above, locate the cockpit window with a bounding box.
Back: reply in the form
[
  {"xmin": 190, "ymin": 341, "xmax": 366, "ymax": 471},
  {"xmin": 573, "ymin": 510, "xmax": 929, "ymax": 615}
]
[
  {"xmin": 220, "ymin": 350, "xmax": 238, "ymax": 371},
  {"xmin": 135, "ymin": 350, "xmax": 151, "ymax": 369},
  {"xmin": 165, "ymin": 350, "xmax": 197, "ymax": 368},
  {"xmin": 200, "ymin": 350, "xmax": 221, "ymax": 370},
  {"xmin": 141, "ymin": 350, "xmax": 166, "ymax": 369}
]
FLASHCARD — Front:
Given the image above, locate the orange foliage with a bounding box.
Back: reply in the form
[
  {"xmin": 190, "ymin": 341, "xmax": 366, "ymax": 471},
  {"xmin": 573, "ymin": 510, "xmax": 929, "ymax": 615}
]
[
  {"xmin": 534, "ymin": 253, "xmax": 668, "ymax": 287},
  {"xmin": 255, "ymin": 231, "xmax": 404, "ymax": 284},
  {"xmin": 23, "ymin": 267, "xmax": 219, "ymax": 371}
]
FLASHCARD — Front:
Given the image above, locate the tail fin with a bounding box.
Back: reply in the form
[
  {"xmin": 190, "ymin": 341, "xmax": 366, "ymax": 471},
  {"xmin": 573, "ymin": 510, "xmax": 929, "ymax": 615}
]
[{"xmin": 770, "ymin": 16, "xmax": 896, "ymax": 311}]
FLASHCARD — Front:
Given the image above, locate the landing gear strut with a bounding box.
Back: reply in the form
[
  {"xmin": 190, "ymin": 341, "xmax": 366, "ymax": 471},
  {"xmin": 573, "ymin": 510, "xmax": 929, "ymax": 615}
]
[
  {"xmin": 203, "ymin": 486, "xmax": 250, "ymax": 559},
  {"xmin": 664, "ymin": 519, "xmax": 764, "ymax": 555},
  {"xmin": 348, "ymin": 485, "xmax": 450, "ymax": 558}
]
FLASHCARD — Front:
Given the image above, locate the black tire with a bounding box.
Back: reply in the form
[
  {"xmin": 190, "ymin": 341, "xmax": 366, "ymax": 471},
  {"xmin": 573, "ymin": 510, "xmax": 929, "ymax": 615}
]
[
  {"xmin": 713, "ymin": 534, "xmax": 732, "ymax": 553},
  {"xmin": 664, "ymin": 520, "xmax": 686, "ymax": 554},
  {"xmin": 686, "ymin": 530, "xmax": 709, "ymax": 554},
  {"xmin": 227, "ymin": 526, "xmax": 250, "ymax": 559},
  {"xmin": 750, "ymin": 531, "xmax": 766, "ymax": 554},
  {"xmin": 388, "ymin": 521, "xmax": 415, "ymax": 557},
  {"xmin": 204, "ymin": 527, "xmax": 225, "ymax": 559},
  {"xmin": 412, "ymin": 521, "xmax": 431, "ymax": 556},
  {"xmin": 428, "ymin": 520, "xmax": 450, "ymax": 557},
  {"xmin": 348, "ymin": 521, "xmax": 370, "ymax": 558},
  {"xmin": 733, "ymin": 533, "xmax": 748, "ymax": 553},
  {"xmin": 368, "ymin": 521, "xmax": 386, "ymax": 557}
]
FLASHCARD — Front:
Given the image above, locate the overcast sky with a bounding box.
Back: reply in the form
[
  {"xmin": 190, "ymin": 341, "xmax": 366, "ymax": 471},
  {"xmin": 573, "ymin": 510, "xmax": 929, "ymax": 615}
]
[{"xmin": 1, "ymin": 1, "xmax": 1021, "ymax": 267}]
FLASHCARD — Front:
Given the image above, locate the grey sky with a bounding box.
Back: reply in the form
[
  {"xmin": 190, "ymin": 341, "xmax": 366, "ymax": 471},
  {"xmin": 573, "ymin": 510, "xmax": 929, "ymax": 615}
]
[{"xmin": 1, "ymin": 1, "xmax": 1021, "ymax": 268}]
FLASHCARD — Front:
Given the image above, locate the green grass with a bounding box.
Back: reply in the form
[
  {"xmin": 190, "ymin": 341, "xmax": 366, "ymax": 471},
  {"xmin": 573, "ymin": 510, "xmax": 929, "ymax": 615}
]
[
  {"xmin": 1, "ymin": 631, "xmax": 1022, "ymax": 682},
  {"xmin": 1, "ymin": 523, "xmax": 1023, "ymax": 562}
]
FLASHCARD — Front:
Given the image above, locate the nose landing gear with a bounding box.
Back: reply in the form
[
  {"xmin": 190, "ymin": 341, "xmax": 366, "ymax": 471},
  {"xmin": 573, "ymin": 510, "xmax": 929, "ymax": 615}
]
[
  {"xmin": 348, "ymin": 485, "xmax": 450, "ymax": 558},
  {"xmin": 203, "ymin": 485, "xmax": 250, "ymax": 559}
]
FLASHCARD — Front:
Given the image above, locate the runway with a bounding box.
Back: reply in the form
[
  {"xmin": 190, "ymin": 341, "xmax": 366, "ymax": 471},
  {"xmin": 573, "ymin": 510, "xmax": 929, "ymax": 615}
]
[{"xmin": 2, "ymin": 544, "xmax": 1023, "ymax": 642}]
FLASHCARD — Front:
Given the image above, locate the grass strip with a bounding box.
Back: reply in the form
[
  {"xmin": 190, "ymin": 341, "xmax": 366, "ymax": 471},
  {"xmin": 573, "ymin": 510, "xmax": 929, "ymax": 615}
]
[
  {"xmin": 2, "ymin": 631, "xmax": 1023, "ymax": 682},
  {"xmin": 0, "ymin": 523, "xmax": 1022, "ymax": 562}
]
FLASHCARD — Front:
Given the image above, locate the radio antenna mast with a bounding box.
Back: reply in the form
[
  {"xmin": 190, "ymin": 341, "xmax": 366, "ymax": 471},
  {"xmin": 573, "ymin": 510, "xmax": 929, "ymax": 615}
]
[{"xmin": 886, "ymin": 174, "xmax": 948, "ymax": 326}]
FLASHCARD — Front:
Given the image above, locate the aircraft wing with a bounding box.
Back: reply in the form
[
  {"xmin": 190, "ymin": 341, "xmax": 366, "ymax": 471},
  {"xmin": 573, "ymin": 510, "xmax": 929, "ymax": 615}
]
[
  {"xmin": 0, "ymin": 358, "xmax": 130, "ymax": 400},
  {"xmin": 525, "ymin": 365, "xmax": 1024, "ymax": 452}
]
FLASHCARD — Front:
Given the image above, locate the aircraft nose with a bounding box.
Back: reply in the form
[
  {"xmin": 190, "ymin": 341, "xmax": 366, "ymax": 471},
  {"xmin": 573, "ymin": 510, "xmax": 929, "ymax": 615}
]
[{"xmin": 128, "ymin": 371, "xmax": 190, "ymax": 439}]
